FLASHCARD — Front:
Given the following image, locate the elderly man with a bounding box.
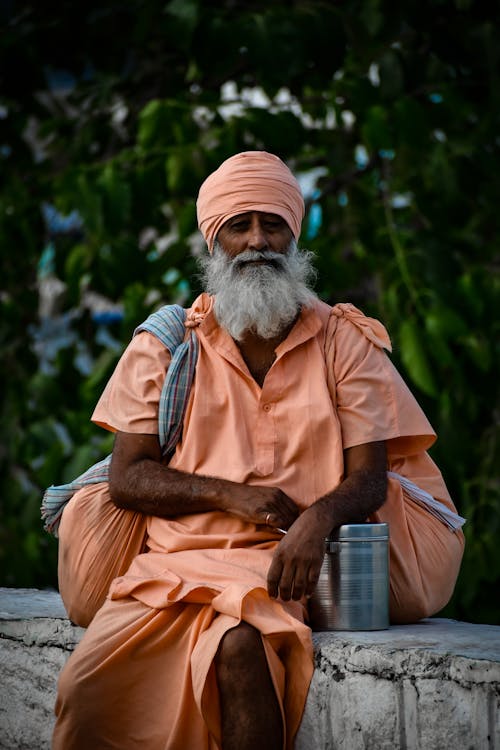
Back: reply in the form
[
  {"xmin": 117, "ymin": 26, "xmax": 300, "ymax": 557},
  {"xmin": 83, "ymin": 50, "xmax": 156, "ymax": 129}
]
[{"xmin": 52, "ymin": 151, "xmax": 464, "ymax": 750}]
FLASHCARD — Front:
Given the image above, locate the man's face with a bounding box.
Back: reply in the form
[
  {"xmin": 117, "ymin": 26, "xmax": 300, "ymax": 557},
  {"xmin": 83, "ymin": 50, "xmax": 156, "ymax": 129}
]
[
  {"xmin": 217, "ymin": 211, "xmax": 293, "ymax": 260},
  {"xmin": 199, "ymin": 218, "xmax": 316, "ymax": 341}
]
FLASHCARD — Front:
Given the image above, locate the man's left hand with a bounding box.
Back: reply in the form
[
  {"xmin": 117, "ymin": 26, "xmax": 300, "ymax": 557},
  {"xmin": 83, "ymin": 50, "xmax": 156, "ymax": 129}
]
[
  {"xmin": 267, "ymin": 442, "xmax": 388, "ymax": 602},
  {"xmin": 266, "ymin": 505, "xmax": 328, "ymax": 601}
]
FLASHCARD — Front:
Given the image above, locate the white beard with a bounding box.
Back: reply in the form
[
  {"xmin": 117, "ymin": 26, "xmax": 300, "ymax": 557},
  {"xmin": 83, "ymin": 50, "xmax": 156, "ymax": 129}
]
[{"xmin": 198, "ymin": 240, "xmax": 318, "ymax": 341}]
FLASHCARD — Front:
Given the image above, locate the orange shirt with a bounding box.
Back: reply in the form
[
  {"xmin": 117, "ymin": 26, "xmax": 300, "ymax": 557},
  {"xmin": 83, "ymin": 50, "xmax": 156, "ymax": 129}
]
[{"xmin": 92, "ymin": 292, "xmax": 453, "ymax": 566}]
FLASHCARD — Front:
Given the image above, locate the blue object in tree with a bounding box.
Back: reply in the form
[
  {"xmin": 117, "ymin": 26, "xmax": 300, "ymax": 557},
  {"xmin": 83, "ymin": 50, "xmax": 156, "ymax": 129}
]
[{"xmin": 306, "ymin": 190, "xmax": 323, "ymax": 239}]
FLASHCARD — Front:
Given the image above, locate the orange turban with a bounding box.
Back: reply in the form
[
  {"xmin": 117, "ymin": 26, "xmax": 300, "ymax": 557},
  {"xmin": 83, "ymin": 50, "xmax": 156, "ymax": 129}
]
[{"xmin": 196, "ymin": 151, "xmax": 305, "ymax": 252}]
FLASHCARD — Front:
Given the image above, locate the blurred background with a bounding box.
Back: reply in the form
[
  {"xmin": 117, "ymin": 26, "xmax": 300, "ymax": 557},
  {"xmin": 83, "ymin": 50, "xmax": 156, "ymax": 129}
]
[{"xmin": 0, "ymin": 0, "xmax": 498, "ymax": 624}]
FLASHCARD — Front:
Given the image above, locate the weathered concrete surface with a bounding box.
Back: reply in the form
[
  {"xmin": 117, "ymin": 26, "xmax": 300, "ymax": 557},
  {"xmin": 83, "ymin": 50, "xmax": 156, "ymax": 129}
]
[
  {"xmin": 296, "ymin": 621, "xmax": 500, "ymax": 750},
  {"xmin": 1, "ymin": 588, "xmax": 499, "ymax": 750},
  {"xmin": 0, "ymin": 588, "xmax": 84, "ymax": 750}
]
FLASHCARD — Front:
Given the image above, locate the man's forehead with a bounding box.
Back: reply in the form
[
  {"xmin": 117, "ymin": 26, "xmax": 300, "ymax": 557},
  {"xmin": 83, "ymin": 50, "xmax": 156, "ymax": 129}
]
[{"xmin": 224, "ymin": 211, "xmax": 287, "ymax": 224}]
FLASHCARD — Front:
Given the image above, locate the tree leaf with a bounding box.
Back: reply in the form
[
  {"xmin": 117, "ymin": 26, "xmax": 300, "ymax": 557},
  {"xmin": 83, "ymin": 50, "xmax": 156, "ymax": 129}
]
[{"xmin": 398, "ymin": 318, "xmax": 438, "ymax": 396}]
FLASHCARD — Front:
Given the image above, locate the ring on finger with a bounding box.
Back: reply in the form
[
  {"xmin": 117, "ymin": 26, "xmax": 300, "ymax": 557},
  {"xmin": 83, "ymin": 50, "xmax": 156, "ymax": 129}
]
[{"xmin": 265, "ymin": 512, "xmax": 271, "ymax": 526}]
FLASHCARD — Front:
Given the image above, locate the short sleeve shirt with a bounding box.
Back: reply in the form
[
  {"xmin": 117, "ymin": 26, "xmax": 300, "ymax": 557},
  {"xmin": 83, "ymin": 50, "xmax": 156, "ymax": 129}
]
[{"xmin": 92, "ymin": 294, "xmax": 447, "ymax": 509}]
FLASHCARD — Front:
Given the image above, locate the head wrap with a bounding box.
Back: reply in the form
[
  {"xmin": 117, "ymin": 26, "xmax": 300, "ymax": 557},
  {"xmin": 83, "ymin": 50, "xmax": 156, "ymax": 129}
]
[{"xmin": 196, "ymin": 151, "xmax": 305, "ymax": 252}]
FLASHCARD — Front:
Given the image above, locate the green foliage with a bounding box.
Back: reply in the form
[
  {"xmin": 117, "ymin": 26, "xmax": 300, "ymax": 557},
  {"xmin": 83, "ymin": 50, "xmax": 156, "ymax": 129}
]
[{"xmin": 0, "ymin": 0, "xmax": 498, "ymax": 623}]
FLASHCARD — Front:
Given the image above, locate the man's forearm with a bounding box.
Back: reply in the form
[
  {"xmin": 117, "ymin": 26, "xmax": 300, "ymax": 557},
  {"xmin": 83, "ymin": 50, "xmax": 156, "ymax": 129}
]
[
  {"xmin": 109, "ymin": 458, "xmax": 234, "ymax": 516},
  {"xmin": 108, "ymin": 451, "xmax": 300, "ymax": 530},
  {"xmin": 307, "ymin": 469, "xmax": 388, "ymax": 538}
]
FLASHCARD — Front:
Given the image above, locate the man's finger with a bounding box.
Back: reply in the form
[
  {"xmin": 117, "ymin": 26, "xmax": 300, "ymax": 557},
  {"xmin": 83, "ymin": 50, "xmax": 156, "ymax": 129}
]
[
  {"xmin": 267, "ymin": 556, "xmax": 283, "ymax": 599},
  {"xmin": 304, "ymin": 561, "xmax": 322, "ymax": 598},
  {"xmin": 290, "ymin": 566, "xmax": 308, "ymax": 601},
  {"xmin": 276, "ymin": 560, "xmax": 296, "ymax": 601}
]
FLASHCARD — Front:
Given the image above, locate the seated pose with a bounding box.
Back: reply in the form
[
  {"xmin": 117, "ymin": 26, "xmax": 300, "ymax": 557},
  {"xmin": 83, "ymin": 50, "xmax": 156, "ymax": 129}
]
[{"xmin": 51, "ymin": 151, "xmax": 464, "ymax": 750}]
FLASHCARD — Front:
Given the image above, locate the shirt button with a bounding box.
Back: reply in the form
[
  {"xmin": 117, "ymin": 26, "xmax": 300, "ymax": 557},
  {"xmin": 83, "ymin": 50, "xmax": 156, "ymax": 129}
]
[{"xmin": 263, "ymin": 403, "xmax": 271, "ymax": 412}]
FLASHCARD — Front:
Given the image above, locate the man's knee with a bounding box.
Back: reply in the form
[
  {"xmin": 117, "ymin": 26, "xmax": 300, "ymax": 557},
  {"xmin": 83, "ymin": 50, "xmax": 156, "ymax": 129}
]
[
  {"xmin": 216, "ymin": 622, "xmax": 263, "ymax": 675},
  {"xmin": 389, "ymin": 529, "xmax": 465, "ymax": 623}
]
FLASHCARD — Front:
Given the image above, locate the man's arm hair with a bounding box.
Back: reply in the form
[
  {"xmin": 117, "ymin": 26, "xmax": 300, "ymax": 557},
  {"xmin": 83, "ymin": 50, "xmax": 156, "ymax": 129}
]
[
  {"xmin": 310, "ymin": 440, "xmax": 388, "ymax": 536},
  {"xmin": 109, "ymin": 432, "xmax": 228, "ymax": 516},
  {"xmin": 108, "ymin": 431, "xmax": 300, "ymax": 529}
]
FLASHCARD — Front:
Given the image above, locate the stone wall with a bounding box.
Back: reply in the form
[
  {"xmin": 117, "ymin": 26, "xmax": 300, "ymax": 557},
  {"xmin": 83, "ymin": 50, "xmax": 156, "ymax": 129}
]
[{"xmin": 1, "ymin": 588, "xmax": 499, "ymax": 749}]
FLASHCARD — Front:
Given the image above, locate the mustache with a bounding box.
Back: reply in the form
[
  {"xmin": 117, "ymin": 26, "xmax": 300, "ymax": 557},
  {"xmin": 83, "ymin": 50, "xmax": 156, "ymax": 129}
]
[{"xmin": 231, "ymin": 250, "xmax": 288, "ymax": 272}]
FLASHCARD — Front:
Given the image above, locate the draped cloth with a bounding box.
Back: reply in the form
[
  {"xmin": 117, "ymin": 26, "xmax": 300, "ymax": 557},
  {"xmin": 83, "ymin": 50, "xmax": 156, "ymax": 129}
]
[
  {"xmin": 53, "ymin": 296, "xmax": 464, "ymax": 750},
  {"xmin": 41, "ymin": 304, "xmax": 198, "ymax": 535}
]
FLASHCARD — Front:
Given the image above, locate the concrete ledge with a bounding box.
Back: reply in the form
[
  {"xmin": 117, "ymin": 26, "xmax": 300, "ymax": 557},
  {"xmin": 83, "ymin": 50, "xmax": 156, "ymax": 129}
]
[
  {"xmin": 1, "ymin": 588, "xmax": 499, "ymax": 749},
  {"xmin": 297, "ymin": 622, "xmax": 500, "ymax": 749}
]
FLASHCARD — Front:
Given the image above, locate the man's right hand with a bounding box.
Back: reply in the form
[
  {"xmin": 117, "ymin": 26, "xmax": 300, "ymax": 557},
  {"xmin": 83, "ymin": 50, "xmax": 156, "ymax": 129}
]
[{"xmin": 219, "ymin": 483, "xmax": 300, "ymax": 531}]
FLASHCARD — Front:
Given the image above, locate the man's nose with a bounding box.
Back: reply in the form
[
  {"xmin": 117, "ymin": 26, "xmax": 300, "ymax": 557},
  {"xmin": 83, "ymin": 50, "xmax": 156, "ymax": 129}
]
[
  {"xmin": 247, "ymin": 219, "xmax": 268, "ymax": 251},
  {"xmin": 248, "ymin": 216, "xmax": 269, "ymax": 250}
]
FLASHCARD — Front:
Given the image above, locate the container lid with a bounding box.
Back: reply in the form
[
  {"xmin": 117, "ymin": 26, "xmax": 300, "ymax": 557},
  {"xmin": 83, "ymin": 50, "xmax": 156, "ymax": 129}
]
[{"xmin": 327, "ymin": 523, "xmax": 389, "ymax": 541}]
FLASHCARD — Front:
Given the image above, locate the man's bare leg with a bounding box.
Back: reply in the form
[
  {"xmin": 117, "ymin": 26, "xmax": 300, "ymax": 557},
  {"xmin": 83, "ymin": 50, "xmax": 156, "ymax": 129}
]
[{"xmin": 215, "ymin": 622, "xmax": 283, "ymax": 750}]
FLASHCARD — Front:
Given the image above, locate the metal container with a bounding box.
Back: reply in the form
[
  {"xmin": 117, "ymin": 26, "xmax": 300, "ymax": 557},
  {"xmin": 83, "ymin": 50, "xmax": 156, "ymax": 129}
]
[{"xmin": 309, "ymin": 523, "xmax": 389, "ymax": 631}]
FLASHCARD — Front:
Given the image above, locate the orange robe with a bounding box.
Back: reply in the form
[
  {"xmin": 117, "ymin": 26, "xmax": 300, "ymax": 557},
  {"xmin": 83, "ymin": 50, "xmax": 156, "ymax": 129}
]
[{"xmin": 54, "ymin": 294, "xmax": 464, "ymax": 749}]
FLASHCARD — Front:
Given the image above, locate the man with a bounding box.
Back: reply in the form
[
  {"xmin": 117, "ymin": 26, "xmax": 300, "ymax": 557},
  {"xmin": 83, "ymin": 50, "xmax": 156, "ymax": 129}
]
[{"xmin": 53, "ymin": 151, "xmax": 464, "ymax": 750}]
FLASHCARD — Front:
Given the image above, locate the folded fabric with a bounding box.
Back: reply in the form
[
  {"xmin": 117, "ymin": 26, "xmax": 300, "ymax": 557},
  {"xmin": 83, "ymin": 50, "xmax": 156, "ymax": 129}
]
[{"xmin": 388, "ymin": 471, "xmax": 466, "ymax": 531}]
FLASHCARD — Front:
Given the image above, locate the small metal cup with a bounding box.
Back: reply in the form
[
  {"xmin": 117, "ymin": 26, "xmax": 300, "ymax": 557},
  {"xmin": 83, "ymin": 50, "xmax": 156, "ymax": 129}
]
[{"xmin": 309, "ymin": 522, "xmax": 389, "ymax": 631}]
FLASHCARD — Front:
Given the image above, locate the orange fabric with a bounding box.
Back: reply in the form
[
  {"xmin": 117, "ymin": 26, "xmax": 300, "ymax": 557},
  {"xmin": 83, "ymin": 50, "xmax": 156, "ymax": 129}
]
[
  {"xmin": 54, "ymin": 598, "xmax": 223, "ymax": 749},
  {"xmin": 196, "ymin": 151, "xmax": 305, "ymax": 251},
  {"xmin": 330, "ymin": 303, "xmax": 442, "ymax": 458},
  {"xmin": 92, "ymin": 332, "xmax": 172, "ymax": 434},
  {"xmin": 370, "ymin": 476, "xmax": 464, "ymax": 622},
  {"xmin": 55, "ymin": 294, "xmax": 464, "ymax": 749},
  {"xmin": 54, "ymin": 596, "xmax": 312, "ymax": 750},
  {"xmin": 57, "ymin": 482, "xmax": 147, "ymax": 627}
]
